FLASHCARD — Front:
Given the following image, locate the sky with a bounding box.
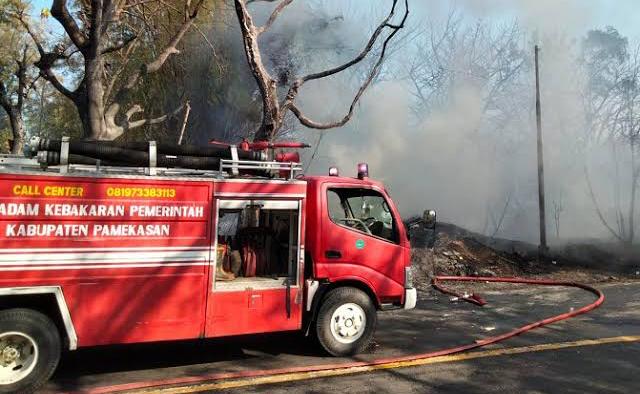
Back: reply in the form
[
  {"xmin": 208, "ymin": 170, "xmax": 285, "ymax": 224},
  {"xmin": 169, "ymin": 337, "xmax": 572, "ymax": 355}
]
[{"xmin": 28, "ymin": 0, "xmax": 640, "ymax": 40}]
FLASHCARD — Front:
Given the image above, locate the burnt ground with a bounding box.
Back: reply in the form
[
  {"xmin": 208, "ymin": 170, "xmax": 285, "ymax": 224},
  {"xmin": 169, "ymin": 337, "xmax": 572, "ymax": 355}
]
[{"xmin": 409, "ymin": 222, "xmax": 640, "ymax": 290}]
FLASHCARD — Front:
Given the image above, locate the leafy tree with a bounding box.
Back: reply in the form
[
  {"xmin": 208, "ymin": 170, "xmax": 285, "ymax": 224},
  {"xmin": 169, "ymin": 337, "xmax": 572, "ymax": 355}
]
[
  {"xmin": 16, "ymin": 0, "xmax": 206, "ymax": 140},
  {"xmin": 0, "ymin": 0, "xmax": 38, "ymax": 153}
]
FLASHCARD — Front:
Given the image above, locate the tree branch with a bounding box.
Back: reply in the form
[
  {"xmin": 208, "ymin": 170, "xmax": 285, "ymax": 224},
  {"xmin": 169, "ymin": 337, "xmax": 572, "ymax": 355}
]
[
  {"xmin": 126, "ymin": 102, "xmax": 186, "ymax": 130},
  {"xmin": 101, "ymin": 33, "xmax": 138, "ymax": 54},
  {"xmin": 51, "ymin": 0, "xmax": 89, "ymax": 50},
  {"xmin": 39, "ymin": 68, "xmax": 76, "ymax": 100},
  {"xmin": 177, "ymin": 101, "xmax": 191, "ymax": 145},
  {"xmin": 120, "ymin": 0, "xmax": 204, "ymax": 91},
  {"xmin": 101, "ymin": 0, "xmax": 130, "ymax": 33},
  {"xmin": 124, "ymin": 0, "xmax": 160, "ymax": 9},
  {"xmin": 15, "ymin": 13, "xmax": 77, "ymax": 100},
  {"xmin": 255, "ymin": 0, "xmax": 293, "ymax": 36},
  {"xmin": 104, "ymin": 38, "xmax": 139, "ymax": 102},
  {"xmin": 293, "ymin": 0, "xmax": 405, "ymax": 88},
  {"xmin": 235, "ymin": 0, "xmax": 280, "ymax": 138},
  {"xmin": 287, "ymin": 0, "xmax": 409, "ymax": 129},
  {"xmin": 585, "ymin": 166, "xmax": 625, "ymax": 242}
]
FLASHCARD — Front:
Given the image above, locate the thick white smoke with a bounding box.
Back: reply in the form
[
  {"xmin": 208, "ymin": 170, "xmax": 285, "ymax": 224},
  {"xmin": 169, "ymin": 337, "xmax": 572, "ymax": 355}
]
[{"xmin": 295, "ymin": 1, "xmax": 639, "ymax": 245}]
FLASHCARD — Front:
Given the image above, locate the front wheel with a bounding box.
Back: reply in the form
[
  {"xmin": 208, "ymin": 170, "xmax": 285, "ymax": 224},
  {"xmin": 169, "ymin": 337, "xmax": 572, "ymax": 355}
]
[
  {"xmin": 0, "ymin": 309, "xmax": 61, "ymax": 394},
  {"xmin": 315, "ymin": 287, "xmax": 377, "ymax": 356}
]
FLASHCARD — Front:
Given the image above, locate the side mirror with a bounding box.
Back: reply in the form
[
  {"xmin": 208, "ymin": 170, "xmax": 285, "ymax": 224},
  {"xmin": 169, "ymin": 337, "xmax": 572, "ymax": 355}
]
[{"xmin": 423, "ymin": 210, "xmax": 436, "ymax": 230}]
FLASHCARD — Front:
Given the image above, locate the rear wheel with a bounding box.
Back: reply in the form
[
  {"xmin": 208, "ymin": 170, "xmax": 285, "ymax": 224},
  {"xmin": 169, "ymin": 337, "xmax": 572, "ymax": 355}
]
[
  {"xmin": 0, "ymin": 309, "xmax": 61, "ymax": 394},
  {"xmin": 315, "ymin": 287, "xmax": 377, "ymax": 356}
]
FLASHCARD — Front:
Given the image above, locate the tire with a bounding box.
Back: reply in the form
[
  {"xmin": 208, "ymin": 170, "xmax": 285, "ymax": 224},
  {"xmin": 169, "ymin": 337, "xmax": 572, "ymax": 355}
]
[
  {"xmin": 0, "ymin": 309, "xmax": 61, "ymax": 394},
  {"xmin": 315, "ymin": 287, "xmax": 377, "ymax": 356}
]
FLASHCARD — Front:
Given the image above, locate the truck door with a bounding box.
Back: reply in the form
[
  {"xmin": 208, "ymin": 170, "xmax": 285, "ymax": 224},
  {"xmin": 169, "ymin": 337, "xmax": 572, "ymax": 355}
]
[
  {"xmin": 319, "ymin": 187, "xmax": 406, "ymax": 298},
  {"xmin": 205, "ymin": 199, "xmax": 304, "ymax": 337}
]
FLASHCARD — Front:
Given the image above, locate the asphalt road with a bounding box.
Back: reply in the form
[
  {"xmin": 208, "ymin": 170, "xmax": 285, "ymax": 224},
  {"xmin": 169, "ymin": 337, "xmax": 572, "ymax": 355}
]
[{"xmin": 45, "ymin": 281, "xmax": 640, "ymax": 394}]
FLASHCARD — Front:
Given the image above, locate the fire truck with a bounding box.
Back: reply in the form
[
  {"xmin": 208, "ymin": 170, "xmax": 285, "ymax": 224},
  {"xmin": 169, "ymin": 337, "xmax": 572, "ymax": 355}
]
[{"xmin": 0, "ymin": 137, "xmax": 434, "ymax": 393}]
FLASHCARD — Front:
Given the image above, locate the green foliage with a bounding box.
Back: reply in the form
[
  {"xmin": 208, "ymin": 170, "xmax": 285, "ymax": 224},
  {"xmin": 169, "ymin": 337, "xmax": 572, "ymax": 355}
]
[
  {"xmin": 118, "ymin": 3, "xmax": 262, "ymax": 145},
  {"xmin": 0, "ymin": 114, "xmax": 11, "ymax": 153},
  {"xmin": 0, "ymin": 1, "xmax": 33, "ymax": 85},
  {"xmin": 29, "ymin": 88, "xmax": 83, "ymax": 139}
]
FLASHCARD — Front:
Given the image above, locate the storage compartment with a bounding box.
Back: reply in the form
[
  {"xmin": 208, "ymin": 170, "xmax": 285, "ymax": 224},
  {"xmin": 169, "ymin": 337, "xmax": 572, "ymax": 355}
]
[{"xmin": 214, "ymin": 200, "xmax": 299, "ymax": 290}]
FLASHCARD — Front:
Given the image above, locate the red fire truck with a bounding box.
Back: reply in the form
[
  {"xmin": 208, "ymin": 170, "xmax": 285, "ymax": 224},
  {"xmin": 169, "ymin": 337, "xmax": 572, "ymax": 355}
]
[{"xmin": 0, "ymin": 138, "xmax": 433, "ymax": 393}]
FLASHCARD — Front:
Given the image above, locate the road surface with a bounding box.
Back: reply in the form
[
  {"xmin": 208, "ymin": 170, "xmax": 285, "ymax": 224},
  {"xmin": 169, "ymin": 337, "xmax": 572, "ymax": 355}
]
[{"xmin": 46, "ymin": 281, "xmax": 640, "ymax": 393}]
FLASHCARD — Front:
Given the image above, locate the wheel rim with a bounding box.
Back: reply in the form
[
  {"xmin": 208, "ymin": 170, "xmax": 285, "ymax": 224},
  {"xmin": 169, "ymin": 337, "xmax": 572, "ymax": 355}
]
[
  {"xmin": 329, "ymin": 303, "xmax": 367, "ymax": 344},
  {"xmin": 0, "ymin": 332, "xmax": 39, "ymax": 385}
]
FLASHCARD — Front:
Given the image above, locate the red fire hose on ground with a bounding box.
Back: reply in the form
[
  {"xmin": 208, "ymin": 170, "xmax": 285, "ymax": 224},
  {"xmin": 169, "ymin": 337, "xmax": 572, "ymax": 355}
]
[{"xmin": 86, "ymin": 276, "xmax": 604, "ymax": 393}]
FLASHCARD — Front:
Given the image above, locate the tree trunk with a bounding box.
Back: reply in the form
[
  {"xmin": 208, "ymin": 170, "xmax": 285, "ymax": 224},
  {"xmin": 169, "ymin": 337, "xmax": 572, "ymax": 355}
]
[
  {"xmin": 628, "ymin": 140, "xmax": 637, "ymax": 246},
  {"xmin": 7, "ymin": 108, "xmax": 25, "ymax": 154},
  {"xmin": 81, "ymin": 56, "xmax": 111, "ymax": 140}
]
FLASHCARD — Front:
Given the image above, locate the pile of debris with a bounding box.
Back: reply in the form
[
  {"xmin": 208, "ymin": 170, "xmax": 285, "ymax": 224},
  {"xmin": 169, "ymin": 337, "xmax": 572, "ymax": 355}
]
[
  {"xmin": 410, "ymin": 229, "xmax": 536, "ymax": 289},
  {"xmin": 408, "ymin": 221, "xmax": 639, "ymax": 290}
]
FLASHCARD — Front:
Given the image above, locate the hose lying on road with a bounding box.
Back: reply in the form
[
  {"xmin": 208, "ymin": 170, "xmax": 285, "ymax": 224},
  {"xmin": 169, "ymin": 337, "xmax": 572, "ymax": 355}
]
[{"xmin": 84, "ymin": 276, "xmax": 605, "ymax": 394}]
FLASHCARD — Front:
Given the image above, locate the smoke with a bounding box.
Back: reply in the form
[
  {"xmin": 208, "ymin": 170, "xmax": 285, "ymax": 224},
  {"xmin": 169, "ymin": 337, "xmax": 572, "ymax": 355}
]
[
  {"xmin": 297, "ymin": 2, "xmax": 639, "ymax": 245},
  {"xmin": 179, "ymin": 0, "xmax": 638, "ymax": 245},
  {"xmin": 455, "ymin": 0, "xmax": 594, "ymax": 34}
]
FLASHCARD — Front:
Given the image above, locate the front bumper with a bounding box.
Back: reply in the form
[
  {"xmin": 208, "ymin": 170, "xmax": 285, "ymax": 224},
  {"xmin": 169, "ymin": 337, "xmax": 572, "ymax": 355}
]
[{"xmin": 404, "ymin": 287, "xmax": 417, "ymax": 310}]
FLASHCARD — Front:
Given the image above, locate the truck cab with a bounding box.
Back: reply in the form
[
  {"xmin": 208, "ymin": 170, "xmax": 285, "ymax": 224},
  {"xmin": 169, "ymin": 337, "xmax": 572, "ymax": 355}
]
[{"xmin": 300, "ymin": 165, "xmax": 417, "ymax": 356}]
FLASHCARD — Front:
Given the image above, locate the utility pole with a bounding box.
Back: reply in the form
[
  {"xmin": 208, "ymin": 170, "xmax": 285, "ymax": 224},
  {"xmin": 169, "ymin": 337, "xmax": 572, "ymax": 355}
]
[{"xmin": 534, "ymin": 45, "xmax": 548, "ymax": 258}]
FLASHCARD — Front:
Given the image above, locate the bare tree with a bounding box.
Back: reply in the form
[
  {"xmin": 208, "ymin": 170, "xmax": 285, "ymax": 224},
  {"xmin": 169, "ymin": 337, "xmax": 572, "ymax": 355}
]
[
  {"xmin": 406, "ymin": 13, "xmax": 528, "ymax": 128},
  {"xmin": 15, "ymin": 0, "xmax": 204, "ymax": 140},
  {"xmin": 582, "ymin": 28, "xmax": 640, "ymax": 245},
  {"xmin": 553, "ymin": 194, "xmax": 564, "ymax": 239},
  {"xmin": 234, "ymin": 0, "xmax": 409, "ymax": 141},
  {"xmin": 407, "ymin": 13, "xmax": 530, "ymax": 239},
  {"xmin": 486, "ymin": 191, "xmax": 512, "ymax": 238}
]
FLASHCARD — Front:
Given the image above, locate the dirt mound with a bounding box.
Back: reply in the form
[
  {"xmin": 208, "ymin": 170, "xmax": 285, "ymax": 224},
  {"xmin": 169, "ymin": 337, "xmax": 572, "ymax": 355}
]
[
  {"xmin": 411, "ymin": 233, "xmax": 536, "ymax": 289},
  {"xmin": 409, "ymin": 222, "xmax": 639, "ymax": 289}
]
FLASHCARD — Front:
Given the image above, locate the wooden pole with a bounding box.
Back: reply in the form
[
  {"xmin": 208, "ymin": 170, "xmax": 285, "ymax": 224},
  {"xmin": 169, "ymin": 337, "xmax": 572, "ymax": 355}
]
[
  {"xmin": 177, "ymin": 101, "xmax": 191, "ymax": 146},
  {"xmin": 535, "ymin": 45, "xmax": 548, "ymax": 257}
]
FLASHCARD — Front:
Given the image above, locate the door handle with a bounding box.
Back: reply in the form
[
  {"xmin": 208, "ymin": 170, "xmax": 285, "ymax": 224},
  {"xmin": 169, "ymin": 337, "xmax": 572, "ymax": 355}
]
[{"xmin": 325, "ymin": 250, "xmax": 342, "ymax": 259}]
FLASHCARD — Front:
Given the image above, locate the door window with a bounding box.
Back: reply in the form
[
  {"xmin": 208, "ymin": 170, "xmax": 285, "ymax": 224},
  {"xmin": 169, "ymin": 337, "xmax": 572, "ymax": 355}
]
[{"xmin": 327, "ymin": 188, "xmax": 398, "ymax": 243}]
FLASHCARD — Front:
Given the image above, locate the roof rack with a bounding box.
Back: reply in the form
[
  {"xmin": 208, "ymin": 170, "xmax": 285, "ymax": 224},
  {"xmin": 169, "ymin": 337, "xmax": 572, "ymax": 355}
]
[
  {"xmin": 0, "ymin": 154, "xmax": 302, "ymax": 179},
  {"xmin": 220, "ymin": 159, "xmax": 301, "ymax": 179},
  {"xmin": 0, "ymin": 137, "xmax": 303, "ymax": 180}
]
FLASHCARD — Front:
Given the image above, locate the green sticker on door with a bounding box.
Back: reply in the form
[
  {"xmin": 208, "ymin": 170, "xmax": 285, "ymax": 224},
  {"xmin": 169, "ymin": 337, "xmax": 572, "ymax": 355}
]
[{"xmin": 355, "ymin": 239, "xmax": 365, "ymax": 250}]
